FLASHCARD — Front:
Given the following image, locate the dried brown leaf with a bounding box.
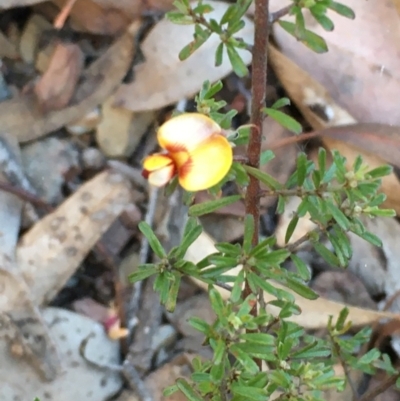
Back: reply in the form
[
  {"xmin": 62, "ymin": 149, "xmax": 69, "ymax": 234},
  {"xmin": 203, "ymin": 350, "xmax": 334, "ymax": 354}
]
[
  {"xmin": 0, "ymin": 21, "xmax": 140, "ymax": 143},
  {"xmin": 34, "ymin": 41, "xmax": 84, "ymax": 113},
  {"xmin": 16, "ymin": 170, "xmax": 132, "ymax": 306},
  {"xmin": 271, "ymin": 0, "xmax": 400, "ymax": 126},
  {"xmin": 51, "ymin": 0, "xmax": 130, "ymax": 35}
]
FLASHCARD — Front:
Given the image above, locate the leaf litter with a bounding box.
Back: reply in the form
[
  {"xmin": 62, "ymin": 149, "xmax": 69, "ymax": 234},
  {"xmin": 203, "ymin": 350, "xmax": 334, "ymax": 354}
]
[{"xmin": 0, "ymin": 0, "xmax": 399, "ymax": 400}]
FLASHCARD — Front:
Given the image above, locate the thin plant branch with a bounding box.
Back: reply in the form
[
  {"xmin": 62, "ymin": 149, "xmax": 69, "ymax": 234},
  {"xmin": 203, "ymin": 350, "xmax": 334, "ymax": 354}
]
[
  {"xmin": 123, "ymin": 358, "xmax": 155, "ymax": 401},
  {"xmin": 269, "ymin": 4, "xmax": 292, "ymax": 24},
  {"xmin": 0, "ymin": 181, "xmax": 53, "ymax": 212},
  {"xmin": 329, "ymin": 332, "xmax": 359, "ymax": 401},
  {"xmin": 243, "ymin": 0, "xmax": 269, "ymax": 333},
  {"xmin": 357, "ymin": 373, "xmax": 400, "ymax": 401}
]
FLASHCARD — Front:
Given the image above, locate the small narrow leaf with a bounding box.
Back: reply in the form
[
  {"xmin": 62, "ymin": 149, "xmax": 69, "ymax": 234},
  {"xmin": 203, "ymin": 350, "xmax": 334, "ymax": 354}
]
[
  {"xmin": 243, "ymin": 214, "xmax": 255, "ymax": 253},
  {"xmin": 138, "ymin": 222, "xmax": 166, "ymax": 258},
  {"xmin": 227, "ymin": 44, "xmax": 249, "ymax": 77},
  {"xmin": 313, "ymin": 242, "xmax": 339, "ymax": 267},
  {"xmin": 279, "ymin": 20, "xmax": 328, "ymax": 53},
  {"xmin": 285, "ymin": 277, "xmax": 319, "ymax": 300},
  {"xmin": 215, "ymin": 42, "xmax": 224, "ymax": 67},
  {"xmin": 176, "ymin": 379, "xmax": 203, "ymax": 401},
  {"xmin": 335, "ymin": 307, "xmax": 349, "ymax": 331},
  {"xmin": 260, "ymin": 150, "xmax": 275, "ymax": 165},
  {"xmin": 291, "ymin": 254, "xmax": 311, "ymax": 281},
  {"xmin": 285, "ymin": 216, "xmax": 299, "ymax": 244},
  {"xmin": 165, "ymin": 273, "xmax": 181, "ymax": 312},
  {"xmin": 244, "ymin": 165, "xmax": 283, "ymax": 190},
  {"xmin": 326, "ymin": 201, "xmax": 350, "ymax": 230},
  {"xmin": 296, "ymin": 153, "xmax": 308, "ymax": 186},
  {"xmin": 189, "ymin": 195, "xmax": 242, "ymax": 216},
  {"xmin": 264, "ymin": 108, "xmax": 302, "ymax": 134},
  {"xmin": 271, "ymin": 97, "xmax": 291, "ymax": 109},
  {"xmin": 328, "ymin": 1, "xmax": 355, "ymax": 19},
  {"xmin": 129, "ymin": 265, "xmax": 159, "ymax": 283}
]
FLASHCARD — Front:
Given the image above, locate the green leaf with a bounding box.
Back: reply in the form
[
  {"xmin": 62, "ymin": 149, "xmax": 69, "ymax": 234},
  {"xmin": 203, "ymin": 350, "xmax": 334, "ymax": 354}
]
[
  {"xmin": 279, "ymin": 20, "xmax": 328, "ymax": 53},
  {"xmin": 209, "ymin": 287, "xmax": 225, "ymax": 317},
  {"xmin": 167, "ymin": 11, "xmax": 195, "ymax": 25},
  {"xmin": 138, "ymin": 222, "xmax": 166, "ymax": 258},
  {"xmin": 154, "ymin": 272, "xmax": 170, "ymax": 304},
  {"xmin": 296, "ymin": 152, "xmax": 308, "ymax": 186},
  {"xmin": 129, "ymin": 265, "xmax": 158, "ymax": 283},
  {"xmin": 243, "ymin": 214, "xmax": 255, "ymax": 253},
  {"xmin": 227, "ymin": 19, "xmax": 246, "ymax": 35},
  {"xmin": 212, "ymin": 339, "xmax": 226, "ymax": 365},
  {"xmin": 260, "ymin": 150, "xmax": 275, "ymax": 165},
  {"xmin": 176, "ymin": 379, "xmax": 203, "ymax": 401},
  {"xmin": 231, "ymin": 385, "xmax": 267, "ymax": 401},
  {"xmin": 221, "ymin": 4, "xmax": 237, "ymax": 24},
  {"xmin": 285, "ymin": 216, "xmax": 299, "ymax": 244},
  {"xmin": 215, "ymin": 242, "xmax": 241, "ymax": 256},
  {"xmin": 367, "ymin": 165, "xmax": 393, "ymax": 178},
  {"xmin": 313, "ymin": 242, "xmax": 339, "ymax": 267},
  {"xmin": 271, "ymin": 97, "xmax": 291, "ymax": 109},
  {"xmin": 264, "ymin": 108, "xmax": 302, "ymax": 134},
  {"xmin": 239, "ymin": 332, "xmax": 275, "ymax": 345},
  {"xmin": 335, "ymin": 307, "xmax": 349, "ymax": 331},
  {"xmin": 291, "ymin": 342, "xmax": 331, "ymax": 359},
  {"xmin": 311, "ymin": 9, "xmax": 334, "ymax": 31},
  {"xmin": 163, "ymin": 385, "xmax": 179, "ymax": 397},
  {"xmin": 285, "ymin": 277, "xmax": 319, "ymax": 300},
  {"xmin": 249, "ymin": 236, "xmax": 276, "ymax": 259},
  {"xmin": 357, "ymin": 230, "xmax": 382, "ymax": 247},
  {"xmin": 318, "ymin": 147, "xmax": 326, "ymax": 177},
  {"xmin": 189, "ymin": 317, "xmax": 211, "ymax": 335},
  {"xmin": 215, "ymin": 42, "xmax": 224, "ymax": 66},
  {"xmin": 328, "ymin": 1, "xmax": 355, "ymax": 19},
  {"xmin": 226, "ymin": 44, "xmax": 249, "ymax": 77},
  {"xmin": 230, "ymin": 346, "xmax": 260, "ymax": 374},
  {"xmin": 165, "ymin": 272, "xmax": 181, "ymax": 312},
  {"xmin": 179, "ymin": 29, "xmax": 211, "ymax": 60},
  {"xmin": 231, "ymin": 269, "xmax": 245, "ymax": 303},
  {"xmin": 291, "ymin": 254, "xmax": 311, "ymax": 281},
  {"xmin": 244, "ymin": 165, "xmax": 283, "ymax": 190},
  {"xmin": 326, "ymin": 201, "xmax": 350, "ymax": 230},
  {"xmin": 175, "ymin": 224, "xmax": 202, "ymax": 259},
  {"xmin": 189, "ymin": 195, "xmax": 242, "ymax": 216},
  {"xmin": 358, "ymin": 349, "xmax": 381, "ymax": 365},
  {"xmin": 192, "ymin": 3, "xmax": 213, "ymax": 14}
]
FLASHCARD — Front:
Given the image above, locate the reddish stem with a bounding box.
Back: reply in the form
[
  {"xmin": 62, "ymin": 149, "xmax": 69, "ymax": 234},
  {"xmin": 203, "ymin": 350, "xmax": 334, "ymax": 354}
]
[{"xmin": 243, "ymin": 0, "xmax": 269, "ymax": 335}]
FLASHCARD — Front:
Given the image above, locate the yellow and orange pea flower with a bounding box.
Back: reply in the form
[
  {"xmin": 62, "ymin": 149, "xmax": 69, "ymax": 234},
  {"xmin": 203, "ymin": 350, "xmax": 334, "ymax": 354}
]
[{"xmin": 142, "ymin": 113, "xmax": 233, "ymax": 192}]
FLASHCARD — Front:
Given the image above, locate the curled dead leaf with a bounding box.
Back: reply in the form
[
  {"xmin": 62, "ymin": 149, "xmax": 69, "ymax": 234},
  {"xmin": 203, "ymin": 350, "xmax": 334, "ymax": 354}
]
[{"xmin": 34, "ymin": 41, "xmax": 84, "ymax": 113}]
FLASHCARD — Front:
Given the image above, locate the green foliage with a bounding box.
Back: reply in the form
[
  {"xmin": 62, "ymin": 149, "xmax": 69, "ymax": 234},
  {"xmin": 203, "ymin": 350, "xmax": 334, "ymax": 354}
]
[{"xmin": 134, "ymin": 1, "xmax": 400, "ymax": 400}]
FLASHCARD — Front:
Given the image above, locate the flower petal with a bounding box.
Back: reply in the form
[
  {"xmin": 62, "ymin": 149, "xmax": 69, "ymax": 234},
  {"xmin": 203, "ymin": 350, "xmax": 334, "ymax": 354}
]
[
  {"xmin": 143, "ymin": 153, "xmax": 173, "ymax": 172},
  {"xmin": 158, "ymin": 113, "xmax": 222, "ymax": 153},
  {"xmin": 178, "ymin": 134, "xmax": 233, "ymax": 191},
  {"xmin": 148, "ymin": 165, "xmax": 175, "ymax": 187}
]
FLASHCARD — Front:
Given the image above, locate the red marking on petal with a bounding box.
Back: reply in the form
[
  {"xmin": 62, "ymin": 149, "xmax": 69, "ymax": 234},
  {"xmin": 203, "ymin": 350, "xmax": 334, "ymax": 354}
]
[
  {"xmin": 178, "ymin": 157, "xmax": 193, "ymax": 179},
  {"xmin": 142, "ymin": 169, "xmax": 150, "ymax": 179},
  {"xmin": 165, "ymin": 142, "xmax": 187, "ymax": 153}
]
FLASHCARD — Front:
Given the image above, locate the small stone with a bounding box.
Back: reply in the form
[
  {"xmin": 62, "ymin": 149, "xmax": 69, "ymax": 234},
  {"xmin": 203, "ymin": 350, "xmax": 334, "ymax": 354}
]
[
  {"xmin": 81, "ymin": 147, "xmax": 106, "ymax": 170},
  {"xmin": 21, "ymin": 137, "xmax": 80, "ymax": 203},
  {"xmin": 151, "ymin": 324, "xmax": 177, "ymax": 353}
]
